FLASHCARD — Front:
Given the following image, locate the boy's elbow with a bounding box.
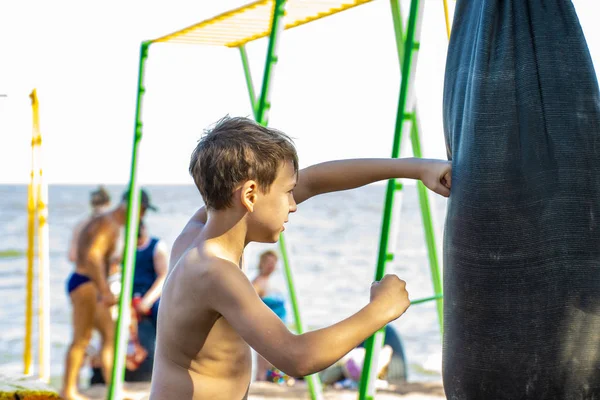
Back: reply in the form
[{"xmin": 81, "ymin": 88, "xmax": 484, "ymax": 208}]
[
  {"xmin": 292, "ymin": 360, "xmax": 318, "ymax": 379},
  {"xmin": 278, "ymin": 358, "xmax": 313, "ymax": 378},
  {"xmin": 277, "ymin": 340, "xmax": 319, "ymax": 378}
]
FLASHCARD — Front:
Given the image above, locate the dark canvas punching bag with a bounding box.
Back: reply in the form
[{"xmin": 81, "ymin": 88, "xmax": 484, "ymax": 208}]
[{"xmin": 443, "ymin": 1, "xmax": 600, "ymax": 399}]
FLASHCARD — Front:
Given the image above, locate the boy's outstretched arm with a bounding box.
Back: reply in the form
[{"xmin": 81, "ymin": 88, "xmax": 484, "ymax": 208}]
[
  {"xmin": 206, "ymin": 259, "xmax": 410, "ymax": 378},
  {"xmin": 294, "ymin": 157, "xmax": 452, "ymax": 204},
  {"xmin": 185, "ymin": 158, "xmax": 450, "ymax": 231}
]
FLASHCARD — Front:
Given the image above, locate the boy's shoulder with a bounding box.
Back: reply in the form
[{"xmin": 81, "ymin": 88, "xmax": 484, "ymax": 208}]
[
  {"xmin": 165, "ymin": 250, "xmax": 247, "ymax": 316},
  {"xmin": 175, "ymin": 247, "xmax": 243, "ymax": 288}
]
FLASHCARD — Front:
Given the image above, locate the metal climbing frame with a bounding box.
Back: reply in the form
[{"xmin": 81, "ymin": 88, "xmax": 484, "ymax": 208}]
[
  {"xmin": 109, "ymin": 1, "xmax": 449, "ymax": 399},
  {"xmin": 358, "ymin": 0, "xmax": 444, "ymax": 398}
]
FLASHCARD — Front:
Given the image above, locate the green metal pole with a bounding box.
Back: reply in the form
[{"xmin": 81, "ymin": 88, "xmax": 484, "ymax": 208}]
[
  {"xmin": 107, "ymin": 40, "xmax": 150, "ymax": 400},
  {"xmin": 277, "ymin": 243, "xmax": 324, "ymax": 400},
  {"xmin": 390, "ymin": 0, "xmax": 405, "ymax": 64},
  {"xmin": 243, "ymin": 2, "xmax": 323, "ymax": 399},
  {"xmin": 277, "ymin": 239, "xmax": 324, "ymax": 400},
  {"xmin": 409, "ymin": 115, "xmax": 444, "ymax": 328},
  {"xmin": 278, "ymin": 234, "xmax": 306, "ymax": 336},
  {"xmin": 390, "ymin": 0, "xmax": 444, "ymax": 330},
  {"xmin": 239, "ymin": 45, "xmax": 257, "ymax": 113},
  {"xmin": 254, "ymin": 0, "xmax": 285, "ymax": 126},
  {"xmin": 410, "ymin": 293, "xmax": 443, "ymax": 306},
  {"xmin": 358, "ymin": 1, "xmax": 422, "ymax": 399}
]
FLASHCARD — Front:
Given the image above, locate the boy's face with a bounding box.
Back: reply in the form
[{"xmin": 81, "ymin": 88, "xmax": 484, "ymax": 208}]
[{"xmin": 248, "ymin": 160, "xmax": 298, "ymax": 243}]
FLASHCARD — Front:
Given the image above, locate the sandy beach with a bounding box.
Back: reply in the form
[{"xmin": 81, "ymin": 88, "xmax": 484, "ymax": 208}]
[
  {"xmin": 80, "ymin": 381, "xmax": 445, "ymax": 400},
  {"xmin": 0, "ymin": 373, "xmax": 445, "ymax": 399}
]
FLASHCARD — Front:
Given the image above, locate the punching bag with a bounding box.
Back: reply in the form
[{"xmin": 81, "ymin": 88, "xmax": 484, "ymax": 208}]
[{"xmin": 443, "ymin": 1, "xmax": 600, "ymax": 399}]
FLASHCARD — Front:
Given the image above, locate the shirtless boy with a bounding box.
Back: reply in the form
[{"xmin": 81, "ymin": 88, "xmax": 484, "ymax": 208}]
[
  {"xmin": 62, "ymin": 190, "xmax": 156, "ymax": 400},
  {"xmin": 150, "ymin": 116, "xmax": 451, "ymax": 399}
]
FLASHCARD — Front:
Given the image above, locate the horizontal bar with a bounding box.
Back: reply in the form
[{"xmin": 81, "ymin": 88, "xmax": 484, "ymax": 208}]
[{"xmin": 411, "ymin": 293, "xmax": 443, "ymax": 305}]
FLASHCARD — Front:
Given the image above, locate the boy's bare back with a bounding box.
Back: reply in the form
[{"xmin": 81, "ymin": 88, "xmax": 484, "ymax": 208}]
[{"xmin": 151, "ymin": 238, "xmax": 254, "ymax": 399}]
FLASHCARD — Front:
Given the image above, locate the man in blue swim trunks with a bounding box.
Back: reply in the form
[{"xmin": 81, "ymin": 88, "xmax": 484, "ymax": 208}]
[{"xmin": 61, "ymin": 189, "xmax": 157, "ymax": 400}]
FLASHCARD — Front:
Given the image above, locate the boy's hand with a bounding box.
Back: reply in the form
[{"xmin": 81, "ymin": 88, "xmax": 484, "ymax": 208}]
[
  {"xmin": 419, "ymin": 159, "xmax": 452, "ymax": 197},
  {"xmin": 370, "ymin": 274, "xmax": 410, "ymax": 322}
]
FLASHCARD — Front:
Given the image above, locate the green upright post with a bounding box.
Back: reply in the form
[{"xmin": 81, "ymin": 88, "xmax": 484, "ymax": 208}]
[
  {"xmin": 108, "ymin": 41, "xmax": 150, "ymax": 400},
  {"xmin": 410, "ymin": 116, "xmax": 444, "ymax": 329},
  {"xmin": 239, "ymin": 2, "xmax": 324, "ymax": 398},
  {"xmin": 254, "ymin": 0, "xmax": 284, "ymax": 126},
  {"xmin": 239, "ymin": 45, "xmax": 257, "ymax": 114},
  {"xmin": 390, "ymin": 0, "xmax": 444, "ymax": 330},
  {"xmin": 358, "ymin": 1, "xmax": 424, "ymax": 399}
]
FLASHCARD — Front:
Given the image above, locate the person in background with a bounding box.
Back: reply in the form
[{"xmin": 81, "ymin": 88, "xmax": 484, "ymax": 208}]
[
  {"xmin": 251, "ymin": 250, "xmax": 289, "ymax": 382},
  {"xmin": 62, "ymin": 189, "xmax": 156, "ymax": 400},
  {"xmin": 90, "ymin": 215, "xmax": 169, "ymax": 384},
  {"xmin": 132, "ymin": 219, "xmax": 169, "ymax": 330},
  {"xmin": 68, "ymin": 186, "xmax": 112, "ymax": 263},
  {"xmin": 128, "ymin": 218, "xmax": 169, "ymax": 380}
]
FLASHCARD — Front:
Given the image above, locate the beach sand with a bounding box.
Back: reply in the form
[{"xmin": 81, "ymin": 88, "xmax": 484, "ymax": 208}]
[{"xmin": 81, "ymin": 381, "xmax": 445, "ymax": 400}]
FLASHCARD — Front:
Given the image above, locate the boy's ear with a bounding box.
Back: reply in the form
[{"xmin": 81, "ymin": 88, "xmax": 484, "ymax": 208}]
[{"xmin": 240, "ymin": 180, "xmax": 258, "ymax": 212}]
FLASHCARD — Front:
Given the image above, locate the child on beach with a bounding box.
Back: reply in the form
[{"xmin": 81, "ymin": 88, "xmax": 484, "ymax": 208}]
[
  {"xmin": 150, "ymin": 116, "xmax": 451, "ymax": 399},
  {"xmin": 251, "ymin": 250, "xmax": 288, "ymax": 382}
]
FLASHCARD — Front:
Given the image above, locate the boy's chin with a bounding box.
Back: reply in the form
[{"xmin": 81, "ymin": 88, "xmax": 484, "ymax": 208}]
[
  {"xmin": 250, "ymin": 233, "xmax": 280, "ymax": 244},
  {"xmin": 269, "ymin": 230, "xmax": 283, "ymax": 243},
  {"xmin": 266, "ymin": 234, "xmax": 280, "ymax": 244}
]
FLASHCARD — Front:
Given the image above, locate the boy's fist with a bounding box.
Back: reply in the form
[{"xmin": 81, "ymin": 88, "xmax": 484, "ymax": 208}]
[
  {"xmin": 420, "ymin": 159, "xmax": 452, "ymax": 197},
  {"xmin": 370, "ymin": 274, "xmax": 410, "ymax": 321}
]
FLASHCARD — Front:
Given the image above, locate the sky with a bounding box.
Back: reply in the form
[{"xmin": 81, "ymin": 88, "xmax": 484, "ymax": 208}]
[{"xmin": 0, "ymin": 0, "xmax": 599, "ymax": 185}]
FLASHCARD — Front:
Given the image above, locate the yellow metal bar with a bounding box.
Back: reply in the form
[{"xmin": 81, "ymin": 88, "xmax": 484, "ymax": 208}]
[
  {"xmin": 154, "ymin": 38, "xmax": 230, "ymax": 46},
  {"xmin": 227, "ymin": 0, "xmax": 376, "ymax": 47},
  {"xmin": 30, "ymin": 89, "xmax": 51, "ymax": 383},
  {"xmin": 282, "ymin": 0, "xmax": 374, "ymax": 31},
  {"xmin": 149, "ymin": 0, "xmax": 376, "ymax": 48},
  {"xmin": 24, "ymin": 91, "xmax": 39, "ymax": 376},
  {"xmin": 151, "ymin": 0, "xmax": 270, "ymax": 44},
  {"xmin": 443, "ymin": 0, "xmax": 451, "ymax": 39}
]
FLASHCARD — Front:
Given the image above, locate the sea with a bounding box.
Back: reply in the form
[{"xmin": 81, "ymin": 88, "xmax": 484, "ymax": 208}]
[{"xmin": 0, "ymin": 182, "xmax": 448, "ymax": 389}]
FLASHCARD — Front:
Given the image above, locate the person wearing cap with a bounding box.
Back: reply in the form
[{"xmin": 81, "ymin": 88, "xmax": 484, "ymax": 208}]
[
  {"xmin": 131, "ymin": 219, "xmax": 167, "ymax": 327},
  {"xmin": 128, "ymin": 217, "xmax": 168, "ymax": 379},
  {"xmin": 121, "ymin": 189, "xmax": 158, "ymax": 212},
  {"xmin": 61, "ymin": 187, "xmax": 156, "ymax": 400}
]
